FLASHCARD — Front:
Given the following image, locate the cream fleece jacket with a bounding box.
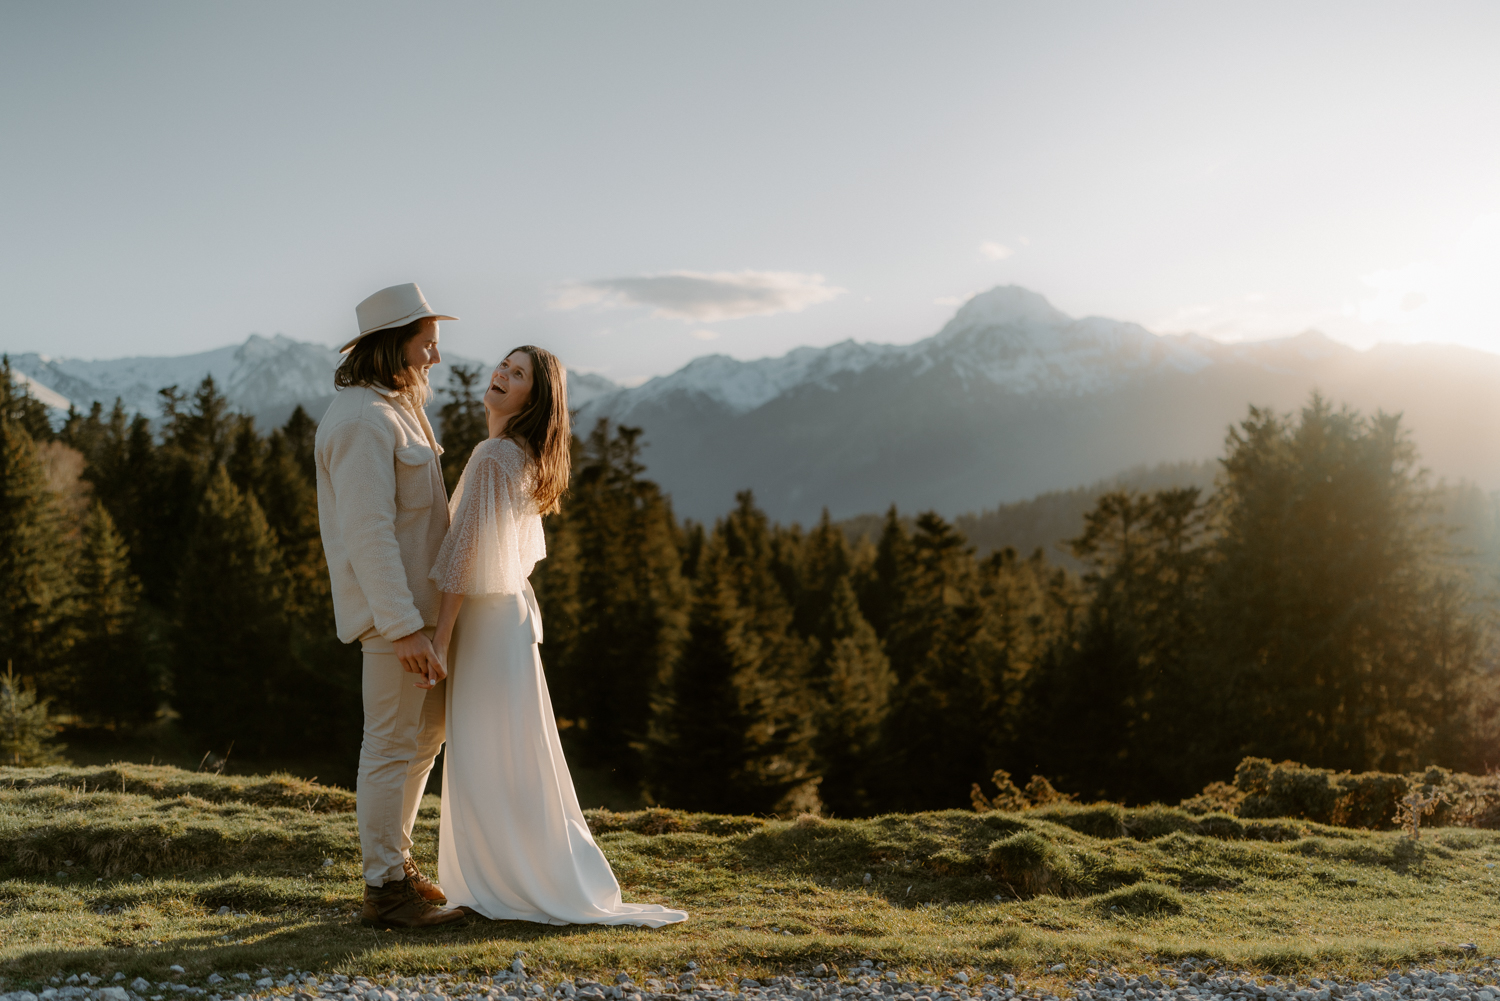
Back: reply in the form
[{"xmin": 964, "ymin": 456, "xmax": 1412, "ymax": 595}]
[{"xmin": 315, "ymin": 384, "xmax": 450, "ymax": 649}]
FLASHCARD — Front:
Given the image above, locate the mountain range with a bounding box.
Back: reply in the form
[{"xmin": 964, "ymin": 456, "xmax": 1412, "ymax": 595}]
[
  {"xmin": 575, "ymin": 286, "xmax": 1500, "ymax": 522},
  {"xmin": 12, "ymin": 286, "xmax": 1500, "ymax": 524},
  {"xmin": 7, "ymin": 335, "xmax": 618, "ymax": 432}
]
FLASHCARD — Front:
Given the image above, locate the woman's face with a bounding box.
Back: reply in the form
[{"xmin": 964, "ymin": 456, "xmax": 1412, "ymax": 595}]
[{"xmin": 484, "ymin": 350, "xmax": 534, "ymax": 421}]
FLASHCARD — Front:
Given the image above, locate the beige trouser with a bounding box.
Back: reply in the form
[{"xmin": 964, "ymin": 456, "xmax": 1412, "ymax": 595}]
[{"xmin": 357, "ymin": 644, "xmax": 446, "ymax": 886}]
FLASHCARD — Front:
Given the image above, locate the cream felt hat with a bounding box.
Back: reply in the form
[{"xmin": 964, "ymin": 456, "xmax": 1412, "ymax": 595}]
[{"xmin": 343, "ymin": 283, "xmax": 458, "ymax": 353}]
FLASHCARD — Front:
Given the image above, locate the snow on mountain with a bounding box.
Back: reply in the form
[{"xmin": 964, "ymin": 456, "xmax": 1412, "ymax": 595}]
[
  {"xmin": 564, "ymin": 284, "xmax": 1500, "ymax": 523},
  {"xmin": 8, "ymin": 334, "xmax": 618, "ymax": 430},
  {"xmin": 8, "ymin": 335, "xmax": 343, "ymax": 420},
  {"xmin": 579, "ymin": 286, "xmax": 1218, "ymax": 426}
]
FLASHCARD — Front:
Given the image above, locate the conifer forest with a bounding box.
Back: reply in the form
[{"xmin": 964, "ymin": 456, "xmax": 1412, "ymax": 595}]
[{"xmin": 2, "ymin": 358, "xmax": 1496, "ymax": 814}]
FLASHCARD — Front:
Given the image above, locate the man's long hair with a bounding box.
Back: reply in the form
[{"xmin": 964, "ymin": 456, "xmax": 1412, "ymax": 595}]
[
  {"xmin": 502, "ymin": 345, "xmax": 571, "ymax": 515},
  {"xmin": 334, "ymin": 319, "xmax": 433, "ymax": 405}
]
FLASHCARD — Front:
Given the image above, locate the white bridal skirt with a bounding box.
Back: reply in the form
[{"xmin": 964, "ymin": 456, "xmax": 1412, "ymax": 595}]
[{"xmin": 437, "ymin": 586, "xmax": 688, "ymax": 928}]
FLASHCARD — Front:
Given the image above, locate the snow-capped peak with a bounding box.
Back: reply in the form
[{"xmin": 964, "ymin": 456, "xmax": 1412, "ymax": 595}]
[{"xmin": 579, "ymin": 285, "xmax": 1221, "ymax": 424}]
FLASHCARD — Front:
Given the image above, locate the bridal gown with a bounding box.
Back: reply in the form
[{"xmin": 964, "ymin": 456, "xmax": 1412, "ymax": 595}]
[{"xmin": 428, "ymin": 437, "xmax": 688, "ymax": 928}]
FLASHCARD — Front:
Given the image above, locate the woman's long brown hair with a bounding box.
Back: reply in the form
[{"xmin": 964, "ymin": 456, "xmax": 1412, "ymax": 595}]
[{"xmin": 502, "ymin": 345, "xmax": 571, "ymax": 515}]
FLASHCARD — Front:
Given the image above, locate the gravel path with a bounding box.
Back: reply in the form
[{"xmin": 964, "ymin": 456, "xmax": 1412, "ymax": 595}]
[{"xmin": 6, "ymin": 958, "xmax": 1500, "ymax": 1001}]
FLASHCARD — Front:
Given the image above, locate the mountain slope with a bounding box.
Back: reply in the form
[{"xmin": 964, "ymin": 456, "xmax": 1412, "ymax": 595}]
[
  {"xmin": 8, "ymin": 336, "xmax": 617, "ymax": 431},
  {"xmin": 577, "ymin": 286, "xmax": 1500, "ymax": 522}
]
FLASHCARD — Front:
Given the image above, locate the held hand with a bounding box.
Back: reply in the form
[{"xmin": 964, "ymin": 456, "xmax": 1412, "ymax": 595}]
[
  {"xmin": 392, "ymin": 630, "xmax": 443, "ymax": 680},
  {"xmin": 418, "ymin": 634, "xmax": 451, "ymax": 690}
]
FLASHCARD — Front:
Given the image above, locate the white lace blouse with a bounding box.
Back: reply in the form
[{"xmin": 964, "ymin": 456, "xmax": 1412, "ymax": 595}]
[{"xmin": 428, "ymin": 437, "xmax": 546, "ymax": 596}]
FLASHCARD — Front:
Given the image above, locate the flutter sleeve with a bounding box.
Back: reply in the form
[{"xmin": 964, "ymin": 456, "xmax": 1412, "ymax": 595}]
[{"xmin": 428, "ymin": 438, "xmax": 547, "ymax": 596}]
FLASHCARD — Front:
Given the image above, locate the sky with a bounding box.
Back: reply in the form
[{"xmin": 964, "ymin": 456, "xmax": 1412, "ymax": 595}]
[{"xmin": 3, "ymin": 2, "xmax": 1499, "ymax": 384}]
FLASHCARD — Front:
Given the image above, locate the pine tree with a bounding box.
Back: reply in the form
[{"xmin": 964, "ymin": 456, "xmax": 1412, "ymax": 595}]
[
  {"xmin": 873, "ymin": 512, "xmax": 994, "ymax": 812},
  {"xmin": 260, "ymin": 417, "xmax": 364, "ymax": 751},
  {"xmin": 438, "ymin": 365, "xmax": 490, "ymax": 493},
  {"xmin": 857, "ymin": 506, "xmax": 911, "ymax": 639},
  {"xmin": 550, "ymin": 421, "xmax": 688, "ymax": 784},
  {"xmin": 0, "ymin": 416, "xmax": 71, "ymax": 685},
  {"xmin": 172, "ymin": 465, "xmax": 295, "ymax": 756},
  {"xmin": 793, "ymin": 510, "xmax": 853, "ymax": 636},
  {"xmin": 1021, "ymin": 488, "xmax": 1211, "ymax": 801},
  {"xmin": 0, "ymin": 661, "xmax": 67, "ymax": 766},
  {"xmin": 1206, "ymin": 395, "xmax": 1482, "ymax": 775},
  {"xmin": 280, "ymin": 405, "xmax": 317, "ymax": 481},
  {"xmin": 2, "ymin": 357, "xmax": 58, "ymax": 442},
  {"xmin": 649, "ymin": 492, "xmax": 820, "ymax": 815},
  {"xmin": 810, "ymin": 577, "xmax": 892, "ymax": 816},
  {"xmin": 134, "ymin": 379, "xmax": 234, "ymax": 605},
  {"xmin": 58, "ymin": 502, "xmax": 158, "ymax": 728}
]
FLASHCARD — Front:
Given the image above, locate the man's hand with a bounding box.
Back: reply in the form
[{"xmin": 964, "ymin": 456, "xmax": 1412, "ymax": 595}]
[{"xmin": 392, "ymin": 630, "xmax": 445, "ymax": 687}]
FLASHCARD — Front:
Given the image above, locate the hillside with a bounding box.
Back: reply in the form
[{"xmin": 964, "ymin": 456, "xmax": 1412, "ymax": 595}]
[{"xmin": 4, "ymin": 763, "xmax": 1500, "ymax": 986}]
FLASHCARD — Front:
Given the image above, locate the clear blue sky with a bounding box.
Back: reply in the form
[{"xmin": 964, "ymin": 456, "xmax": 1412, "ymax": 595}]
[{"xmin": 3, "ymin": 2, "xmax": 1498, "ymax": 383}]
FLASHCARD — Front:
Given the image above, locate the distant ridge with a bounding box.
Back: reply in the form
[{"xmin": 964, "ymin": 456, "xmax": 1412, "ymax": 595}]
[
  {"xmin": 7, "ymin": 336, "xmax": 618, "ymax": 431},
  {"xmin": 11, "ymin": 286, "xmax": 1500, "ymax": 522},
  {"xmin": 575, "ymin": 286, "xmax": 1500, "ymax": 521}
]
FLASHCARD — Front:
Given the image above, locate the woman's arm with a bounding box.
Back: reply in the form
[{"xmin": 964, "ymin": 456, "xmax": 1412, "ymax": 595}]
[{"xmin": 418, "ymin": 590, "xmax": 466, "ymax": 690}]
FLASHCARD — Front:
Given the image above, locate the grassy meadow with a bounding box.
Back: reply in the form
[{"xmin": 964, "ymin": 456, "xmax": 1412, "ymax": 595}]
[{"xmin": 2, "ymin": 764, "xmax": 1499, "ymax": 992}]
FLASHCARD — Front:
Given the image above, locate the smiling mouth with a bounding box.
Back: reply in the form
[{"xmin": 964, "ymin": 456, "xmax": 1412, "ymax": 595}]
[{"xmin": 490, "ymin": 381, "xmax": 506, "ymax": 394}]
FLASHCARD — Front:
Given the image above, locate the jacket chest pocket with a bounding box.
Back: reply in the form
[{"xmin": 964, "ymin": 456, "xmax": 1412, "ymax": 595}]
[{"xmin": 395, "ymin": 443, "xmax": 436, "ymax": 510}]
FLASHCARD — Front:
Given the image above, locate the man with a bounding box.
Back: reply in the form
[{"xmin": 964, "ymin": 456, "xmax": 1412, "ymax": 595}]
[{"xmin": 314, "ymin": 282, "xmax": 465, "ymax": 928}]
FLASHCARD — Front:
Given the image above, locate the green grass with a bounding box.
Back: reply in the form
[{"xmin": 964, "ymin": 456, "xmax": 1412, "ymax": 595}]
[{"xmin": 3, "ymin": 765, "xmax": 1500, "ymax": 993}]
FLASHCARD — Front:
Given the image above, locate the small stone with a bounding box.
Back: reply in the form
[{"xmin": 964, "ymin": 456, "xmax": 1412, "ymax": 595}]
[
  {"xmin": 815, "ymin": 967, "xmax": 829, "ymax": 978},
  {"xmin": 114, "ymin": 974, "xmax": 126, "ymax": 982},
  {"xmin": 233, "ymin": 975, "xmax": 250, "ymax": 982},
  {"xmin": 256, "ymin": 981, "xmax": 273, "ymax": 989},
  {"xmin": 323, "ymin": 859, "xmax": 335, "ymax": 867},
  {"xmin": 100, "ymin": 989, "xmax": 129, "ymax": 1001},
  {"xmin": 217, "ymin": 906, "xmax": 231, "ymax": 915},
  {"xmin": 514, "ymin": 963, "xmax": 526, "ymax": 976},
  {"xmin": 66, "ymin": 977, "xmax": 80, "ymax": 985},
  {"xmin": 1048, "ymin": 967, "xmax": 1066, "ymax": 976},
  {"xmin": 170, "ymin": 968, "xmax": 186, "ymax": 976},
  {"xmin": 863, "ymin": 873, "xmax": 873, "ymax": 885},
  {"xmin": 207, "ymin": 976, "xmax": 224, "ymax": 986},
  {"xmin": 132, "ymin": 874, "xmax": 143, "ymax": 881},
  {"xmin": 132, "ymin": 980, "xmax": 153, "ymax": 993},
  {"xmin": 955, "ymin": 976, "xmax": 970, "ymax": 986}
]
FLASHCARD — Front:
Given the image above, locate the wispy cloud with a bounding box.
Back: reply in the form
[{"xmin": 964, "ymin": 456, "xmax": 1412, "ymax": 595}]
[
  {"xmin": 978, "ymin": 241, "xmax": 1014, "ymax": 261},
  {"xmin": 551, "ymin": 270, "xmax": 845, "ymax": 322},
  {"xmin": 689, "ymin": 328, "xmax": 719, "ymax": 341}
]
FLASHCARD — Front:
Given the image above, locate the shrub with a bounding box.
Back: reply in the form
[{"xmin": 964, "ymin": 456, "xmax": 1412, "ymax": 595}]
[
  {"xmin": 1188, "ymin": 756, "xmax": 1500, "ymax": 831},
  {"xmin": 971, "ymin": 769, "xmax": 1030, "ymax": 812},
  {"xmin": 1096, "ymin": 881, "xmax": 1185, "ymax": 916},
  {"xmin": 1180, "ymin": 781, "xmax": 1243, "ymax": 816}
]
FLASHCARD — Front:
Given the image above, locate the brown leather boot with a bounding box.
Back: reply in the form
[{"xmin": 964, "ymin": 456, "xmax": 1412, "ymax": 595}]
[
  {"xmin": 360, "ymin": 877, "xmax": 465, "ymax": 929},
  {"xmin": 403, "ymin": 857, "xmax": 447, "ymax": 904}
]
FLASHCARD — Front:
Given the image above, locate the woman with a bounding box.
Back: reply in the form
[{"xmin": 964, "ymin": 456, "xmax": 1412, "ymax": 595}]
[{"xmin": 424, "ymin": 345, "xmax": 688, "ymax": 928}]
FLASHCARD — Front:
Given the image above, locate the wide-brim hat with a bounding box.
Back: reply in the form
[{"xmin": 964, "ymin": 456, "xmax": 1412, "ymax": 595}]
[{"xmin": 342, "ymin": 282, "xmax": 458, "ymax": 352}]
